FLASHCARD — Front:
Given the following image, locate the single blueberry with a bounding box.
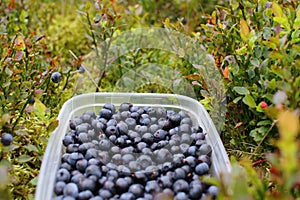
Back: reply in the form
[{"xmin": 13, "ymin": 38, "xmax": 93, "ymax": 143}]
[{"xmin": 51, "ymin": 72, "xmax": 61, "ymax": 83}]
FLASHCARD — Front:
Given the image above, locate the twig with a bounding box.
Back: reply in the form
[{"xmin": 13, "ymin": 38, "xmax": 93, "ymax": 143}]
[{"xmin": 251, "ymin": 120, "xmax": 277, "ymax": 159}]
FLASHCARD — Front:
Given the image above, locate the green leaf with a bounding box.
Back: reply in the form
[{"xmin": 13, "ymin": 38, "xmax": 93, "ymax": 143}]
[
  {"xmin": 18, "ymin": 155, "xmax": 33, "ymax": 163},
  {"xmin": 273, "ymin": 17, "xmax": 291, "ymax": 31},
  {"xmin": 263, "ymin": 27, "xmax": 271, "ymax": 40},
  {"xmin": 242, "ymin": 94, "xmax": 256, "ymax": 108},
  {"xmin": 47, "ymin": 119, "xmax": 59, "ymax": 133},
  {"xmin": 233, "ymin": 96, "xmax": 243, "ymax": 103},
  {"xmin": 250, "ymin": 58, "xmax": 260, "ymax": 67},
  {"xmin": 233, "ymin": 86, "xmax": 249, "ymax": 95},
  {"xmin": 257, "ymin": 120, "xmax": 272, "ymax": 126},
  {"xmin": 24, "ymin": 144, "xmax": 39, "ymax": 153},
  {"xmin": 30, "ymin": 177, "xmax": 38, "ymax": 186}
]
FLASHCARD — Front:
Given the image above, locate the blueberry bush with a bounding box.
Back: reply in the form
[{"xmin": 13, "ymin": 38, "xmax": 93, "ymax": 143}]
[{"xmin": 0, "ymin": 0, "xmax": 299, "ymax": 199}]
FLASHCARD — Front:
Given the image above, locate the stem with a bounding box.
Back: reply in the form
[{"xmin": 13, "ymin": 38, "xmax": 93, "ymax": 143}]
[
  {"xmin": 96, "ymin": 30, "xmax": 114, "ymax": 92},
  {"xmin": 86, "ymin": 12, "xmax": 99, "ymax": 58},
  {"xmin": 251, "ymin": 120, "xmax": 277, "ymax": 159}
]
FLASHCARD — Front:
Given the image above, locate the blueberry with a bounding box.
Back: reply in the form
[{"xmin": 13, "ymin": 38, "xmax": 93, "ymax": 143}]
[
  {"xmin": 136, "ymin": 142, "xmax": 147, "ymax": 151},
  {"xmin": 78, "ymin": 132, "xmax": 89, "ymax": 143},
  {"xmin": 174, "ymin": 168, "xmax": 186, "ymax": 180},
  {"xmin": 105, "ymin": 125, "xmax": 118, "ymax": 137},
  {"xmin": 98, "ymin": 188, "xmax": 113, "ymax": 199},
  {"xmin": 115, "ymin": 178, "xmax": 129, "ymax": 192},
  {"xmin": 78, "ymin": 190, "xmax": 93, "ymax": 200},
  {"xmin": 198, "ymin": 143, "xmax": 212, "ymax": 156},
  {"xmin": 78, "ymin": 178, "xmax": 96, "ymax": 191},
  {"xmin": 71, "ymin": 173, "xmax": 84, "ymax": 184},
  {"xmin": 51, "ymin": 72, "xmax": 61, "ymax": 83},
  {"xmin": 74, "ymin": 159, "xmax": 87, "ymax": 172},
  {"xmin": 117, "ymin": 121, "xmax": 128, "ymax": 135},
  {"xmin": 129, "ymin": 160, "xmax": 141, "ymax": 171},
  {"xmin": 137, "ymin": 155, "xmax": 152, "ymax": 169},
  {"xmin": 207, "ymin": 185, "xmax": 219, "ymax": 199},
  {"xmin": 106, "ymin": 169, "xmax": 119, "ymax": 180},
  {"xmin": 128, "ymin": 183, "xmax": 144, "ymax": 198},
  {"xmin": 189, "ymin": 180, "xmax": 203, "ymax": 199},
  {"xmin": 133, "ymin": 171, "xmax": 148, "ymax": 184},
  {"xmin": 60, "ymin": 162, "xmax": 72, "ymax": 171},
  {"xmin": 104, "ymin": 180, "xmax": 117, "ymax": 193},
  {"xmin": 119, "ymin": 102, "xmax": 133, "ymax": 112},
  {"xmin": 1, "ymin": 133, "xmax": 13, "ymax": 146},
  {"xmin": 63, "ymin": 135, "xmax": 74, "ymax": 147},
  {"xmin": 56, "ymin": 168, "xmax": 70, "ymax": 182},
  {"xmin": 76, "ymin": 123, "xmax": 90, "ymax": 133},
  {"xmin": 125, "ymin": 117, "xmax": 136, "ymax": 129},
  {"xmin": 90, "ymin": 197, "xmax": 104, "ymax": 200},
  {"xmin": 120, "ymin": 111, "xmax": 131, "ymax": 120},
  {"xmin": 142, "ymin": 132, "xmax": 153, "ymax": 144},
  {"xmin": 112, "ymin": 154, "xmax": 122, "ymax": 164},
  {"xmin": 63, "ymin": 183, "xmax": 79, "ymax": 198},
  {"xmin": 122, "ymin": 154, "xmax": 135, "ymax": 164},
  {"xmin": 85, "ymin": 164, "xmax": 102, "ymax": 178},
  {"xmin": 187, "ymin": 145, "xmax": 197, "ymax": 156},
  {"xmin": 174, "ymin": 192, "xmax": 189, "ymax": 200},
  {"xmin": 198, "ymin": 154, "xmax": 211, "ymax": 166},
  {"xmin": 115, "ymin": 137, "xmax": 126, "ymax": 148},
  {"xmin": 120, "ymin": 192, "xmax": 135, "ymax": 200},
  {"xmin": 195, "ymin": 132, "xmax": 206, "ymax": 140},
  {"xmin": 97, "ymin": 151, "xmax": 110, "ymax": 165},
  {"xmin": 103, "ymin": 103, "xmax": 116, "ymax": 114},
  {"xmin": 99, "ymin": 108, "xmax": 113, "ymax": 120},
  {"xmin": 54, "ymin": 181, "xmax": 66, "ymax": 195},
  {"xmin": 181, "ymin": 120, "xmax": 193, "ymax": 130},
  {"xmin": 149, "ymin": 124, "xmax": 159, "ymax": 134},
  {"xmin": 156, "ymin": 149, "xmax": 172, "ymax": 163},
  {"xmin": 173, "ymin": 179, "xmax": 189, "ymax": 193},
  {"xmin": 153, "ymin": 129, "xmax": 168, "ymax": 141},
  {"xmin": 116, "ymin": 165, "xmax": 131, "ymax": 176},
  {"xmin": 98, "ymin": 138, "xmax": 111, "ymax": 151},
  {"xmin": 139, "ymin": 114, "xmax": 151, "ymax": 126},
  {"xmin": 78, "ymin": 65, "xmax": 86, "ymax": 74},
  {"xmin": 183, "ymin": 156, "xmax": 196, "ymax": 167},
  {"xmin": 195, "ymin": 162, "xmax": 209, "ymax": 175},
  {"xmin": 158, "ymin": 175, "xmax": 173, "ymax": 188},
  {"xmin": 168, "ymin": 113, "xmax": 181, "ymax": 127},
  {"xmin": 62, "ymin": 196, "xmax": 76, "ymax": 200},
  {"xmin": 145, "ymin": 180, "xmax": 161, "ymax": 193}
]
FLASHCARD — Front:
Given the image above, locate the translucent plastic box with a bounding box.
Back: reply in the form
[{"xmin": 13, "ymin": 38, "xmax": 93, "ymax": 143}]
[{"xmin": 35, "ymin": 93, "xmax": 231, "ymax": 200}]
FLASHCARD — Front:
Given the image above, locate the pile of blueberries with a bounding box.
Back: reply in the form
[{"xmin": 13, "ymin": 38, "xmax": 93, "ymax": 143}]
[{"xmin": 53, "ymin": 103, "xmax": 218, "ymax": 200}]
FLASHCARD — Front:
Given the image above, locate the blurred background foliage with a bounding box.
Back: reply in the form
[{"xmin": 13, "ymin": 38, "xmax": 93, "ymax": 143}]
[{"xmin": 0, "ymin": 0, "xmax": 299, "ymax": 199}]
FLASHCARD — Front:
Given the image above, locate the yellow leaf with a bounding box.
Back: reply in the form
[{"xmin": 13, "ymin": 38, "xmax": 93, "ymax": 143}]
[
  {"xmin": 33, "ymin": 98, "xmax": 46, "ymax": 119},
  {"xmin": 272, "ymin": 2, "xmax": 283, "ymax": 17},
  {"xmin": 240, "ymin": 19, "xmax": 250, "ymax": 42},
  {"xmin": 277, "ymin": 110, "xmax": 299, "ymax": 139}
]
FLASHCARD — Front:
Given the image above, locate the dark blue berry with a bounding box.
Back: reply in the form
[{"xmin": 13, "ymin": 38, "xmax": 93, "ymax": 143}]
[
  {"xmin": 99, "ymin": 108, "xmax": 113, "ymax": 120},
  {"xmin": 1, "ymin": 133, "xmax": 13, "ymax": 146},
  {"xmin": 195, "ymin": 162, "xmax": 209, "ymax": 175},
  {"xmin": 119, "ymin": 102, "xmax": 133, "ymax": 112},
  {"xmin": 63, "ymin": 183, "xmax": 79, "ymax": 198},
  {"xmin": 54, "ymin": 181, "xmax": 66, "ymax": 195},
  {"xmin": 78, "ymin": 65, "xmax": 86, "ymax": 74},
  {"xmin": 56, "ymin": 168, "xmax": 70, "ymax": 182},
  {"xmin": 51, "ymin": 72, "xmax": 61, "ymax": 83},
  {"xmin": 207, "ymin": 185, "xmax": 219, "ymax": 199},
  {"xmin": 173, "ymin": 179, "xmax": 189, "ymax": 193},
  {"xmin": 128, "ymin": 184, "xmax": 144, "ymax": 198},
  {"xmin": 78, "ymin": 190, "xmax": 93, "ymax": 200},
  {"xmin": 174, "ymin": 192, "xmax": 189, "ymax": 200},
  {"xmin": 120, "ymin": 192, "xmax": 135, "ymax": 200}
]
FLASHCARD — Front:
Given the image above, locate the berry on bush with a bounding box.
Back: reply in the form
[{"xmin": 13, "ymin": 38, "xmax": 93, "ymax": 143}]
[
  {"xmin": 51, "ymin": 72, "xmax": 62, "ymax": 83},
  {"xmin": 1, "ymin": 133, "xmax": 13, "ymax": 146}
]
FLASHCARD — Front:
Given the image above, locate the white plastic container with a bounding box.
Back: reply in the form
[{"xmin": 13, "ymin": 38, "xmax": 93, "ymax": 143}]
[{"xmin": 35, "ymin": 93, "xmax": 231, "ymax": 200}]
